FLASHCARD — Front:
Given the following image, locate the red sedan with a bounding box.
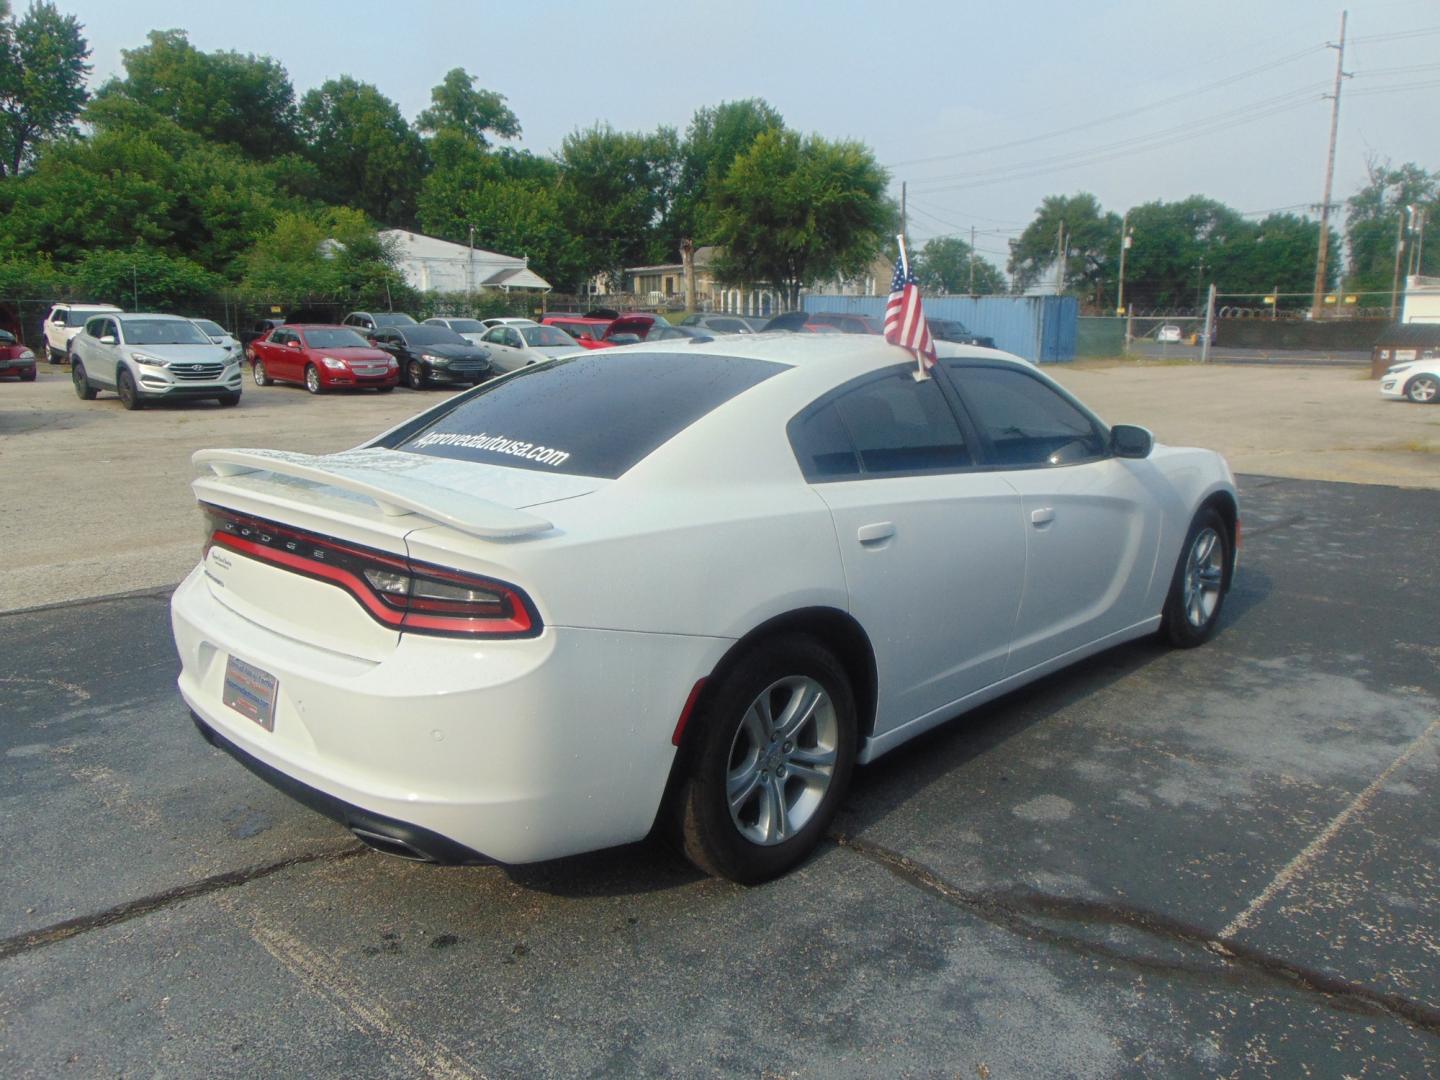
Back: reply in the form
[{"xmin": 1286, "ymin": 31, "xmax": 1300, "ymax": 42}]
[
  {"xmin": 540, "ymin": 315, "xmax": 615, "ymax": 350},
  {"xmin": 0, "ymin": 329, "xmax": 37, "ymax": 381},
  {"xmin": 250, "ymin": 324, "xmax": 399, "ymax": 394}
]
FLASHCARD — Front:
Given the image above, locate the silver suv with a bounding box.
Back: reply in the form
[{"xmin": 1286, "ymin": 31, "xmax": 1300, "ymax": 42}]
[{"xmin": 71, "ymin": 313, "xmax": 243, "ymax": 410}]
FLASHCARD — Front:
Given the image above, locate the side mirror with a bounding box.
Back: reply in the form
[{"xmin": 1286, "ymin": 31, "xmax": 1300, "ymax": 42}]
[
  {"xmin": 99, "ymin": 335, "xmax": 117, "ymax": 345},
  {"xmin": 287, "ymin": 340, "xmax": 301, "ymax": 348},
  {"xmin": 1111, "ymin": 424, "xmax": 1154, "ymax": 459}
]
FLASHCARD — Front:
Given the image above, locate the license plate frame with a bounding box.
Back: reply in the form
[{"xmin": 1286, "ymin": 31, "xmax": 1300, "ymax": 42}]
[{"xmin": 222, "ymin": 655, "xmax": 279, "ymax": 731}]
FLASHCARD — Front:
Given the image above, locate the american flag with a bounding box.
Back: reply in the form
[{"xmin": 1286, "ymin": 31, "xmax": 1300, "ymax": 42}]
[{"xmin": 883, "ymin": 251, "xmax": 936, "ymax": 369}]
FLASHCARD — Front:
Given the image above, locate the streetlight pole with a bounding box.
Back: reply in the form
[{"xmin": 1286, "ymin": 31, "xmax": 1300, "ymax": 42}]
[{"xmin": 467, "ymin": 224, "xmax": 475, "ymax": 303}]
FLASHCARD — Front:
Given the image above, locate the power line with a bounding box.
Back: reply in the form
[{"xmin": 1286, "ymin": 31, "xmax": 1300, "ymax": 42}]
[
  {"xmin": 908, "ymin": 86, "xmax": 1330, "ymax": 195},
  {"xmin": 885, "ymin": 42, "xmax": 1329, "ymax": 172}
]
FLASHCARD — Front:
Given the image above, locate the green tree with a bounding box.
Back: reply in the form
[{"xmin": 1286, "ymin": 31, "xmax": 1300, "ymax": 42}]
[
  {"xmin": 241, "ymin": 207, "xmax": 409, "ymax": 308},
  {"xmin": 1117, "ymin": 196, "xmax": 1335, "ymax": 311},
  {"xmin": 557, "ymin": 124, "xmax": 680, "ymax": 287},
  {"xmin": 417, "ymin": 131, "xmax": 581, "ymax": 289},
  {"xmin": 95, "ymin": 29, "xmax": 299, "ymax": 161},
  {"xmin": 709, "ymin": 129, "xmax": 892, "ymax": 308},
  {"xmin": 299, "ymin": 77, "xmax": 425, "ymax": 226},
  {"xmin": 72, "ymin": 247, "xmax": 221, "ymax": 310},
  {"xmin": 0, "ymin": 0, "xmax": 90, "ymax": 177},
  {"xmin": 914, "ymin": 236, "xmax": 1006, "ymax": 295},
  {"xmin": 1345, "ymin": 160, "xmax": 1437, "ymax": 294},
  {"xmin": 667, "ymin": 98, "xmax": 783, "ymax": 248},
  {"xmin": 0, "ymin": 101, "xmax": 286, "ymax": 274},
  {"xmin": 416, "ymin": 68, "xmax": 519, "ymax": 147},
  {"xmin": 1008, "ymin": 193, "xmax": 1119, "ymax": 303}
]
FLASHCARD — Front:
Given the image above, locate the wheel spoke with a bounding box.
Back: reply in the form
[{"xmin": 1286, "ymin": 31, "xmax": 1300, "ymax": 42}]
[
  {"xmin": 1198, "ymin": 566, "xmax": 1223, "ymax": 588},
  {"xmin": 785, "ymin": 760, "xmax": 831, "ymax": 789},
  {"xmin": 774, "ymin": 683, "xmax": 823, "ymax": 741},
  {"xmin": 740, "ymin": 702, "xmax": 768, "ymax": 748},
  {"xmin": 762, "ymin": 775, "xmax": 788, "ymax": 843},
  {"xmin": 1194, "ymin": 531, "xmax": 1216, "ymax": 565},
  {"xmin": 727, "ymin": 760, "xmax": 762, "ymax": 814},
  {"xmin": 787, "ymin": 745, "xmax": 836, "ymax": 769}
]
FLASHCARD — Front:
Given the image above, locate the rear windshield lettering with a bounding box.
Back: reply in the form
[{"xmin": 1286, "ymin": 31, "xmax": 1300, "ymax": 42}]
[{"xmin": 412, "ymin": 430, "xmax": 571, "ymax": 468}]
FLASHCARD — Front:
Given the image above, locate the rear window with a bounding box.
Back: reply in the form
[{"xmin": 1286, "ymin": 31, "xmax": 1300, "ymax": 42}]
[{"xmin": 390, "ymin": 351, "xmax": 786, "ymax": 478}]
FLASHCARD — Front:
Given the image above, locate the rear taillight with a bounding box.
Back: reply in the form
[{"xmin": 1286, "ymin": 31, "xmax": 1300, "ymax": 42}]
[{"xmin": 201, "ymin": 504, "xmax": 539, "ymax": 638}]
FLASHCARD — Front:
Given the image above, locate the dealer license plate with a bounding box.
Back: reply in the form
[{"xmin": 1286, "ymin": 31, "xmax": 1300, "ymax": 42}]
[{"xmin": 222, "ymin": 656, "xmax": 279, "ymax": 731}]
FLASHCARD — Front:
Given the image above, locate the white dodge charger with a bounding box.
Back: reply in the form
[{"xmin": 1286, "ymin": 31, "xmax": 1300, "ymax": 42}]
[{"xmin": 172, "ymin": 335, "xmax": 1238, "ymax": 882}]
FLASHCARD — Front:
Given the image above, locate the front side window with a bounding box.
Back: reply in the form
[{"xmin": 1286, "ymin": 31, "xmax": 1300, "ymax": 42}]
[
  {"xmin": 84, "ymin": 317, "xmax": 108, "ymax": 338},
  {"xmin": 387, "ymin": 351, "xmax": 786, "ymax": 478},
  {"xmin": 789, "ymin": 368, "xmax": 972, "ymax": 480},
  {"xmin": 946, "ymin": 363, "xmax": 1106, "ymax": 467}
]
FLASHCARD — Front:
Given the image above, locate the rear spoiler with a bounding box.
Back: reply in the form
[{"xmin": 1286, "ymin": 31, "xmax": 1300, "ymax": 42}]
[{"xmin": 193, "ymin": 448, "xmax": 554, "ymax": 540}]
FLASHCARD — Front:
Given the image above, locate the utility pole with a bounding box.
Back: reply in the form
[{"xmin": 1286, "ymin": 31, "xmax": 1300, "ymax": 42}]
[
  {"xmin": 1391, "ymin": 207, "xmax": 1406, "ymax": 318},
  {"xmin": 900, "ymin": 182, "xmax": 907, "ymax": 238},
  {"xmin": 969, "ymin": 225, "xmax": 976, "ymax": 294},
  {"xmin": 1417, "ymin": 207, "xmax": 1427, "ymax": 274},
  {"xmin": 1201, "ymin": 283, "xmax": 1216, "ymax": 363},
  {"xmin": 467, "ymin": 224, "xmax": 475, "ymax": 302},
  {"xmin": 1310, "ymin": 10, "xmax": 1349, "ymax": 319},
  {"xmin": 1054, "ymin": 220, "xmax": 1066, "ymax": 296},
  {"xmin": 1116, "ymin": 210, "xmax": 1131, "ymax": 315}
]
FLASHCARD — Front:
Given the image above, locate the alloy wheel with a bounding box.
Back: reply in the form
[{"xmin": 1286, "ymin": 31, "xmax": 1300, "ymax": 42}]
[
  {"xmin": 1182, "ymin": 527, "xmax": 1224, "ymax": 629},
  {"xmin": 1408, "ymin": 375, "xmax": 1438, "ymax": 404},
  {"xmin": 725, "ymin": 676, "xmax": 839, "ymax": 846}
]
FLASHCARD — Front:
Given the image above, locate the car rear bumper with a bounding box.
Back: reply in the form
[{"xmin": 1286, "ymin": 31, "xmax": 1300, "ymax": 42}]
[
  {"xmin": 0, "ymin": 361, "xmax": 35, "ymax": 376},
  {"xmin": 171, "ymin": 565, "xmax": 727, "ymax": 864}
]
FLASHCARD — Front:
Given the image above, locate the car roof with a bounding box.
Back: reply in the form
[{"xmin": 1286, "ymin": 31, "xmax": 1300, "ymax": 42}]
[
  {"xmin": 56, "ymin": 303, "xmax": 121, "ymax": 310},
  {"xmin": 117, "ymin": 312, "xmax": 191, "ymax": 321},
  {"xmin": 286, "ymin": 323, "xmax": 356, "ymax": 331}
]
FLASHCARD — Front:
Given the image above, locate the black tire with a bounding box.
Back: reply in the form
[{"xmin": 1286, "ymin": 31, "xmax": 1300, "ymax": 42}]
[
  {"xmin": 407, "ymin": 359, "xmax": 427, "ymax": 389},
  {"xmin": 1405, "ymin": 373, "xmax": 1439, "ymax": 404},
  {"xmin": 216, "ymin": 392, "xmax": 241, "ymax": 407},
  {"xmin": 674, "ymin": 635, "xmax": 857, "ymax": 884},
  {"xmin": 1160, "ymin": 507, "xmax": 1230, "ymax": 648},
  {"xmin": 376, "ymin": 384, "xmax": 395, "ymax": 393},
  {"xmin": 48, "ymin": 345, "xmax": 64, "ymax": 364},
  {"xmin": 252, "ymin": 359, "xmax": 270, "ymax": 387},
  {"xmin": 304, "ymin": 364, "xmax": 323, "ymax": 394},
  {"xmin": 20, "ymin": 367, "xmax": 36, "ymax": 382},
  {"xmin": 72, "ymin": 360, "xmax": 97, "ymax": 400},
  {"xmin": 116, "ymin": 367, "xmax": 142, "ymax": 410}
]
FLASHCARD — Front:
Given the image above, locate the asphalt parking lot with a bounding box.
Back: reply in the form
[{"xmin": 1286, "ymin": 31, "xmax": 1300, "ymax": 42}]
[{"xmin": 2, "ymin": 358, "xmax": 1438, "ymax": 1076}]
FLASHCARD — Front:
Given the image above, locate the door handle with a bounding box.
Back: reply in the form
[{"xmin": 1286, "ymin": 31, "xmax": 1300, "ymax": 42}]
[
  {"xmin": 1030, "ymin": 507, "xmax": 1055, "ymax": 527},
  {"xmin": 857, "ymin": 522, "xmax": 895, "ymax": 544}
]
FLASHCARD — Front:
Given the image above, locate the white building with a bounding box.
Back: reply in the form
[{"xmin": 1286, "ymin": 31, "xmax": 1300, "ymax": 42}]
[
  {"xmin": 379, "ymin": 229, "xmax": 552, "ymax": 295},
  {"xmin": 1401, "ymin": 275, "xmax": 1440, "ymax": 323}
]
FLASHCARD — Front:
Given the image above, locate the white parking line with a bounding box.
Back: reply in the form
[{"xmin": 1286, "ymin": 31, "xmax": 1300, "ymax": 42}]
[{"xmin": 1220, "ymin": 714, "xmax": 1440, "ymax": 940}]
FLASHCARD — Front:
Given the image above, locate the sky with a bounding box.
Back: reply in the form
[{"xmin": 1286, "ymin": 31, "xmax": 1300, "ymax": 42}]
[{"xmin": 58, "ymin": 0, "xmax": 1440, "ymax": 270}]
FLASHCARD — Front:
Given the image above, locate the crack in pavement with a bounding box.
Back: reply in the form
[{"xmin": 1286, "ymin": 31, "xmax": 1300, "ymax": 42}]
[
  {"xmin": 837, "ymin": 834, "xmax": 1440, "ymax": 1039},
  {"xmin": 0, "ymin": 844, "xmax": 365, "ymax": 962}
]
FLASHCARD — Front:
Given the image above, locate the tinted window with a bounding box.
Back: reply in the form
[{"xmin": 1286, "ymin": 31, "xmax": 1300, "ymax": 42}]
[
  {"xmin": 390, "ymin": 352, "xmax": 786, "ymax": 478},
  {"xmin": 121, "ymin": 319, "xmax": 210, "ymax": 345},
  {"xmin": 790, "ymin": 369, "xmax": 971, "ymax": 480},
  {"xmin": 948, "ymin": 364, "xmax": 1105, "ymax": 467},
  {"xmin": 444, "ymin": 318, "xmax": 485, "ymax": 333},
  {"xmin": 84, "ymin": 317, "xmax": 108, "ymax": 338},
  {"xmin": 65, "ymin": 309, "xmax": 99, "ymax": 327},
  {"xmin": 399, "ymin": 325, "xmax": 465, "ymax": 346},
  {"xmin": 193, "ymin": 319, "xmax": 226, "ymax": 337},
  {"xmin": 303, "ymin": 328, "xmax": 369, "ymax": 349}
]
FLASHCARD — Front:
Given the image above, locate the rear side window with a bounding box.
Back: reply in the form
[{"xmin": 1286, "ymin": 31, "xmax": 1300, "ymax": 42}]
[
  {"xmin": 946, "ymin": 363, "xmax": 1106, "ymax": 467},
  {"xmin": 390, "ymin": 351, "xmax": 786, "ymax": 478},
  {"xmin": 790, "ymin": 368, "xmax": 972, "ymax": 480}
]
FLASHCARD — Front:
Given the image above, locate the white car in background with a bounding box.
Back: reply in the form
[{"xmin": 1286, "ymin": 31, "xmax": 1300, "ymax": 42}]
[
  {"xmin": 172, "ymin": 336, "xmax": 1238, "ymax": 882},
  {"xmin": 191, "ymin": 318, "xmax": 242, "ymax": 358},
  {"xmin": 43, "ymin": 302, "xmax": 122, "ymax": 362},
  {"xmin": 1156, "ymin": 324, "xmax": 1183, "ymax": 343},
  {"xmin": 1378, "ymin": 356, "xmax": 1440, "ymax": 403},
  {"xmin": 479, "ymin": 322, "xmax": 585, "ymax": 372},
  {"xmin": 423, "ymin": 317, "xmax": 489, "ymax": 346}
]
